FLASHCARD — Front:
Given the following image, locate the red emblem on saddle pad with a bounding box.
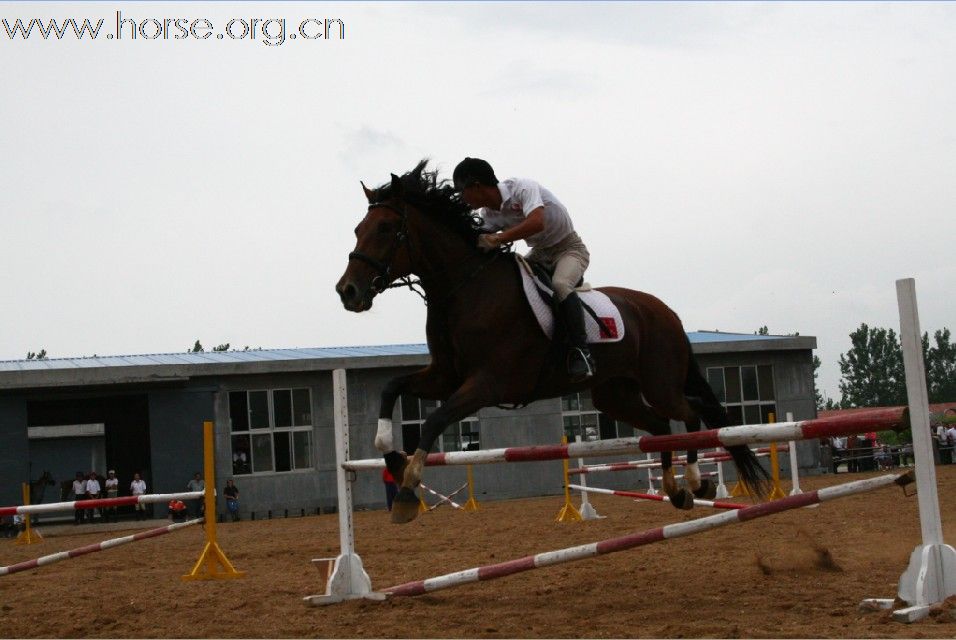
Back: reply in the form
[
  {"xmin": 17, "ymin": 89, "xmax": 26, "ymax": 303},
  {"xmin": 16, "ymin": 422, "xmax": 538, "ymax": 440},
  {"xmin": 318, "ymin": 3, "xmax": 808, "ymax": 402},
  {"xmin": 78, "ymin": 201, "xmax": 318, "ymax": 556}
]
[{"xmin": 600, "ymin": 317, "xmax": 618, "ymax": 339}]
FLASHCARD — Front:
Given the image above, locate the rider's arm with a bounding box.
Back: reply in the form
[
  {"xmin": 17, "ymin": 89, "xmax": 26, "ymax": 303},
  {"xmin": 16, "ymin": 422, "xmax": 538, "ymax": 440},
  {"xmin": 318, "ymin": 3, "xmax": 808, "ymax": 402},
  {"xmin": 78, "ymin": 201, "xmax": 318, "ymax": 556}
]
[{"xmin": 496, "ymin": 207, "xmax": 545, "ymax": 244}]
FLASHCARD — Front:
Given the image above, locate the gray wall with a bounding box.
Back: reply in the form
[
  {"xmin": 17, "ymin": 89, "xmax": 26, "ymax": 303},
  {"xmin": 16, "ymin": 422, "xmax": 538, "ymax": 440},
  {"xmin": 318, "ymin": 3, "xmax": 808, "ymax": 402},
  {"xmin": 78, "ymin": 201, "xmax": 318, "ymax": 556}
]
[
  {"xmin": 148, "ymin": 387, "xmax": 214, "ymax": 494},
  {"xmin": 0, "ymin": 397, "xmax": 29, "ymax": 505}
]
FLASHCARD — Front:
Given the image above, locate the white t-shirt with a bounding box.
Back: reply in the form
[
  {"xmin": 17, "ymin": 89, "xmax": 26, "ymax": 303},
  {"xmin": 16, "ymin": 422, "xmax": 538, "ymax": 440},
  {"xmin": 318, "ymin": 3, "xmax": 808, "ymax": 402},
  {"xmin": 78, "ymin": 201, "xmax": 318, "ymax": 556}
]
[
  {"xmin": 86, "ymin": 479, "xmax": 101, "ymax": 495},
  {"xmin": 130, "ymin": 479, "xmax": 147, "ymax": 496},
  {"xmin": 477, "ymin": 178, "xmax": 574, "ymax": 248},
  {"xmin": 946, "ymin": 427, "xmax": 956, "ymax": 445},
  {"xmin": 105, "ymin": 477, "xmax": 119, "ymax": 495},
  {"xmin": 72, "ymin": 479, "xmax": 86, "ymax": 498}
]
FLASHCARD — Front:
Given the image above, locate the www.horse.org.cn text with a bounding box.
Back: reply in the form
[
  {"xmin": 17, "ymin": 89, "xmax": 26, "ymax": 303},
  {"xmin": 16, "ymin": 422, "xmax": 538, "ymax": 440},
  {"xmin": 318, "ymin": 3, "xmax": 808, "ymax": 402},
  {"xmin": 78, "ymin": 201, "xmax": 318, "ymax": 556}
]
[{"xmin": 2, "ymin": 11, "xmax": 346, "ymax": 46}]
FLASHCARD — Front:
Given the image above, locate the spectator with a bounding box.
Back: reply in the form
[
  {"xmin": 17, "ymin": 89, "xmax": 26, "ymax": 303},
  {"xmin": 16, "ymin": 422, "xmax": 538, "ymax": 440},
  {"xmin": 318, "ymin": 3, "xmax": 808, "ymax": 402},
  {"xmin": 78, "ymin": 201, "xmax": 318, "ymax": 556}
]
[
  {"xmin": 186, "ymin": 472, "xmax": 205, "ymax": 518},
  {"xmin": 382, "ymin": 467, "xmax": 398, "ymax": 511},
  {"xmin": 935, "ymin": 423, "xmax": 947, "ymax": 464},
  {"xmin": 71, "ymin": 472, "xmax": 86, "ymax": 525},
  {"xmin": 103, "ymin": 470, "xmax": 119, "ymax": 523},
  {"xmin": 223, "ymin": 479, "xmax": 240, "ymax": 522},
  {"xmin": 85, "ymin": 471, "xmax": 101, "ymax": 523},
  {"xmin": 946, "ymin": 423, "xmax": 956, "ymax": 465},
  {"xmin": 130, "ymin": 473, "xmax": 147, "ymax": 521},
  {"xmin": 168, "ymin": 499, "xmax": 188, "ymax": 522}
]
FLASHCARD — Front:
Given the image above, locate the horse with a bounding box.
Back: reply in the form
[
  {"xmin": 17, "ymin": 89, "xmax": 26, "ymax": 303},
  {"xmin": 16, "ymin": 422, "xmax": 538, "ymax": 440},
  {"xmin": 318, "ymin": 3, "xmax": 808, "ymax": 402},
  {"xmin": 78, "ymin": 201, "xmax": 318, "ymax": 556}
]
[
  {"xmin": 29, "ymin": 470, "xmax": 55, "ymax": 505},
  {"xmin": 336, "ymin": 161, "xmax": 769, "ymax": 524},
  {"xmin": 26, "ymin": 470, "xmax": 55, "ymax": 524}
]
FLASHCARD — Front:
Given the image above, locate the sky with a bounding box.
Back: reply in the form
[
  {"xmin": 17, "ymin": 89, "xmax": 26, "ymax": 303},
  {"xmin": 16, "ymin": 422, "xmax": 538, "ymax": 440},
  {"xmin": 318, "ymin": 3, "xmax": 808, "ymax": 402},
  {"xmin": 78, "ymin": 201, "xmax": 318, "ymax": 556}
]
[{"xmin": 1, "ymin": 1, "xmax": 954, "ymax": 403}]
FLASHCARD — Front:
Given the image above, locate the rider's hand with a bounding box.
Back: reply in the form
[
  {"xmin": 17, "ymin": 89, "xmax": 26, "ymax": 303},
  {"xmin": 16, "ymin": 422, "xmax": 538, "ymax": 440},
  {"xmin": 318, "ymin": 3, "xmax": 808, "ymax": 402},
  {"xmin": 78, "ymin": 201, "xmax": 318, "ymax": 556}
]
[{"xmin": 477, "ymin": 234, "xmax": 501, "ymax": 252}]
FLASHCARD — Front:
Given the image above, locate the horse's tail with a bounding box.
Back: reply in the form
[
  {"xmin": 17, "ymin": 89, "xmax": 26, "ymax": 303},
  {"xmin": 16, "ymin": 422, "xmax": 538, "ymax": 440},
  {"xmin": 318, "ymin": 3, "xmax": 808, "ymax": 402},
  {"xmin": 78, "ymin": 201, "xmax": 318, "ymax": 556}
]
[{"xmin": 684, "ymin": 350, "xmax": 770, "ymax": 499}]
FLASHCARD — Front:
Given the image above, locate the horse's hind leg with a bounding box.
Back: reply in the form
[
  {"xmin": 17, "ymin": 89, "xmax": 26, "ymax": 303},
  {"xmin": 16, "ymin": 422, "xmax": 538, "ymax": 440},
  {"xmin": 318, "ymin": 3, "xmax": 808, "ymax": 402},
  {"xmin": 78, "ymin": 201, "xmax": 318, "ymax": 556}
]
[
  {"xmin": 591, "ymin": 378, "xmax": 695, "ymax": 510},
  {"xmin": 682, "ymin": 415, "xmax": 718, "ymax": 500}
]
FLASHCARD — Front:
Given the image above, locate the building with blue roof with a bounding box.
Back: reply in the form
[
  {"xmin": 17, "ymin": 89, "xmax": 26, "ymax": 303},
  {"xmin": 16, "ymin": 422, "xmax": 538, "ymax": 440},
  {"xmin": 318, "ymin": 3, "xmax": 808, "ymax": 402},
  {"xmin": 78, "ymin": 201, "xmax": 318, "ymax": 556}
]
[{"xmin": 0, "ymin": 331, "xmax": 818, "ymax": 517}]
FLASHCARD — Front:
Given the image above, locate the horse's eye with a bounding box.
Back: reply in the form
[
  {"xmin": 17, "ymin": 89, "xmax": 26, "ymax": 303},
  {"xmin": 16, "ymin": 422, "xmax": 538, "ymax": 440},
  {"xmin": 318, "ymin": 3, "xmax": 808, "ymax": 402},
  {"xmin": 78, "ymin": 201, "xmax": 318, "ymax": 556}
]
[{"xmin": 377, "ymin": 222, "xmax": 394, "ymax": 235}]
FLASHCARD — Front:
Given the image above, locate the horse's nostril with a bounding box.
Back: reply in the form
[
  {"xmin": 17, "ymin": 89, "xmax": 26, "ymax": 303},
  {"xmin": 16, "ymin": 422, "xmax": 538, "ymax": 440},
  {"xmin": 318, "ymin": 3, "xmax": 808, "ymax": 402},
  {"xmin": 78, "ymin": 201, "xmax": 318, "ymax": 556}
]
[{"xmin": 340, "ymin": 283, "xmax": 358, "ymax": 302}]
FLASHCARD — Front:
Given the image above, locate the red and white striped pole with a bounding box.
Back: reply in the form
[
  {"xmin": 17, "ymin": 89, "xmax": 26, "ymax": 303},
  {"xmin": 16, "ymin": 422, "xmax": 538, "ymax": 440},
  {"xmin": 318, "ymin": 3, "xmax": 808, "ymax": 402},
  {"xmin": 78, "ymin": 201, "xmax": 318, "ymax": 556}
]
[
  {"xmin": 343, "ymin": 410, "xmax": 903, "ymax": 471},
  {"xmin": 383, "ymin": 473, "xmax": 904, "ymax": 598},
  {"xmin": 0, "ymin": 519, "xmax": 202, "ymax": 577},
  {"xmin": 569, "ymin": 484, "xmax": 746, "ymax": 510},
  {"xmin": 0, "ymin": 492, "xmax": 204, "ymax": 518}
]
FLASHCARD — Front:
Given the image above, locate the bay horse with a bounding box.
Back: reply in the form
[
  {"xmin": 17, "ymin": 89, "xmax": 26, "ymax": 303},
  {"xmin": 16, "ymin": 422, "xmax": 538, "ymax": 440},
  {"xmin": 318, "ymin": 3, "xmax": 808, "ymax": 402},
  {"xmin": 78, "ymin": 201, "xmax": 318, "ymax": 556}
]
[{"xmin": 336, "ymin": 161, "xmax": 768, "ymax": 524}]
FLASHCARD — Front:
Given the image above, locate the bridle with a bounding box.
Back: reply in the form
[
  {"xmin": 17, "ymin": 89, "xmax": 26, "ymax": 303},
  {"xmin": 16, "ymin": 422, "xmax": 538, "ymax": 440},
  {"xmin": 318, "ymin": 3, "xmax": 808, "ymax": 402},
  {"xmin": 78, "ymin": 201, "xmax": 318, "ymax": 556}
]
[
  {"xmin": 347, "ymin": 199, "xmax": 505, "ymax": 306},
  {"xmin": 347, "ymin": 200, "xmax": 415, "ymax": 296}
]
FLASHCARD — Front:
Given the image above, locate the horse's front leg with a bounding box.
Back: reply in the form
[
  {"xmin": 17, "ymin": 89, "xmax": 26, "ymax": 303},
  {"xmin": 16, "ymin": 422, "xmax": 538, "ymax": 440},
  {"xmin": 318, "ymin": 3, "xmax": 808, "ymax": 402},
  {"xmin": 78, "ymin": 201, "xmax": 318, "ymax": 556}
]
[
  {"xmin": 391, "ymin": 377, "xmax": 490, "ymax": 524},
  {"xmin": 375, "ymin": 367, "xmax": 458, "ymax": 485}
]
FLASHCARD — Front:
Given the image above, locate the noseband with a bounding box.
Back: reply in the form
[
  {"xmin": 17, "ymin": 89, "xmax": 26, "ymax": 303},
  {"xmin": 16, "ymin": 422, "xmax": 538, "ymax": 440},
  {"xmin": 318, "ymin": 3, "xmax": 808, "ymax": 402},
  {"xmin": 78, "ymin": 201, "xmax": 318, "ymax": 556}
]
[{"xmin": 348, "ymin": 201, "xmax": 422, "ymax": 297}]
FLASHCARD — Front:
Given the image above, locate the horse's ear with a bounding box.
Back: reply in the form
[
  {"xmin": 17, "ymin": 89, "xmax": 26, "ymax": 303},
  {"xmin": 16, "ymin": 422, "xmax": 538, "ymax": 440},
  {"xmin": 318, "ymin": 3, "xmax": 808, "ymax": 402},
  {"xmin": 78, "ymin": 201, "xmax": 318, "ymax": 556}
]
[
  {"xmin": 390, "ymin": 173, "xmax": 403, "ymax": 197},
  {"xmin": 360, "ymin": 181, "xmax": 375, "ymax": 202}
]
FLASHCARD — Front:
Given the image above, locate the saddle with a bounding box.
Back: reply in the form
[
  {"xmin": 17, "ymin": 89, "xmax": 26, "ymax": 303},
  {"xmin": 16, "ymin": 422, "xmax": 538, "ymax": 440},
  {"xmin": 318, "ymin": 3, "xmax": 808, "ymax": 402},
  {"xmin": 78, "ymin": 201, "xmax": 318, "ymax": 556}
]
[{"xmin": 515, "ymin": 255, "xmax": 624, "ymax": 343}]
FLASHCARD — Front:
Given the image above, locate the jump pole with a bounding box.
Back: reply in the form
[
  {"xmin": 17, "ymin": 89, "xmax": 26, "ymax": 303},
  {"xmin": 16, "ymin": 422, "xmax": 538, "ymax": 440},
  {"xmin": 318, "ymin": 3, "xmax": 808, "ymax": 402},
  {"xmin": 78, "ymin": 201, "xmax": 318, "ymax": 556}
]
[
  {"xmin": 555, "ymin": 436, "xmax": 582, "ymax": 522},
  {"xmin": 865, "ymin": 278, "xmax": 956, "ymax": 621},
  {"xmin": 461, "ymin": 465, "xmax": 480, "ymax": 512},
  {"xmin": 348, "ymin": 419, "xmax": 866, "ymax": 471},
  {"xmin": 786, "ymin": 412, "xmax": 803, "ymax": 496},
  {"xmin": 304, "ymin": 369, "xmax": 383, "ymax": 605},
  {"xmin": 181, "ymin": 420, "xmax": 244, "ymax": 581},
  {"xmin": 383, "ymin": 473, "xmax": 906, "ymax": 598},
  {"xmin": 1, "ymin": 519, "xmax": 201, "ymax": 577},
  {"xmin": 570, "ymin": 484, "xmax": 747, "ymax": 510},
  {"xmin": 14, "ymin": 483, "xmax": 41, "ymax": 545},
  {"xmin": 0, "ymin": 491, "xmax": 204, "ymax": 517},
  {"xmin": 574, "ymin": 435, "xmax": 603, "ymax": 520}
]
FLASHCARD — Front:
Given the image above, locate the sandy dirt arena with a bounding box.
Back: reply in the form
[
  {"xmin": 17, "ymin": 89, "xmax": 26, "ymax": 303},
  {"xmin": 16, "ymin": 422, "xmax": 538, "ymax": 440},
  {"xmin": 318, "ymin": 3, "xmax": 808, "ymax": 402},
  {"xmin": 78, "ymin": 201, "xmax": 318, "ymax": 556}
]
[{"xmin": 1, "ymin": 466, "xmax": 955, "ymax": 638}]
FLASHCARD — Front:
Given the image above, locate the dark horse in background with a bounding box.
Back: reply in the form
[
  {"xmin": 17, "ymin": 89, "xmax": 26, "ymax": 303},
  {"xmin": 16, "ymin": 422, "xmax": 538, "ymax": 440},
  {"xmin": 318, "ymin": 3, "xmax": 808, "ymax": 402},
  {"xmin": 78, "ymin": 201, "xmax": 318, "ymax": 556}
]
[{"xmin": 336, "ymin": 161, "xmax": 768, "ymax": 523}]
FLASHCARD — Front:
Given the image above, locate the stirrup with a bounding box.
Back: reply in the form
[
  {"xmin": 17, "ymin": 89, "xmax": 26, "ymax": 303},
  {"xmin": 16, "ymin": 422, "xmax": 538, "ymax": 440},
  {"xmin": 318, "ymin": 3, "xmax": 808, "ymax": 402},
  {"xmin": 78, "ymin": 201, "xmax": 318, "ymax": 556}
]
[{"xmin": 567, "ymin": 347, "xmax": 595, "ymax": 382}]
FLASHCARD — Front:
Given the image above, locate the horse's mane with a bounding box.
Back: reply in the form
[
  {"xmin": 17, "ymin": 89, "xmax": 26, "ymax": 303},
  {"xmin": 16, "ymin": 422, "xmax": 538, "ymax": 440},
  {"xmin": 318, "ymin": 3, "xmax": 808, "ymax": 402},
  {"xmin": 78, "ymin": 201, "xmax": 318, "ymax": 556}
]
[{"xmin": 371, "ymin": 160, "xmax": 483, "ymax": 247}]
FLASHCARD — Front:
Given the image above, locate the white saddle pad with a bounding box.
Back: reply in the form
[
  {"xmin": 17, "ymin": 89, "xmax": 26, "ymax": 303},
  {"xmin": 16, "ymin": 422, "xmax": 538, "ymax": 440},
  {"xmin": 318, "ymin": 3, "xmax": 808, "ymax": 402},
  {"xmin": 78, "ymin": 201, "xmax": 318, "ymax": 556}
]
[{"xmin": 515, "ymin": 256, "xmax": 625, "ymax": 343}]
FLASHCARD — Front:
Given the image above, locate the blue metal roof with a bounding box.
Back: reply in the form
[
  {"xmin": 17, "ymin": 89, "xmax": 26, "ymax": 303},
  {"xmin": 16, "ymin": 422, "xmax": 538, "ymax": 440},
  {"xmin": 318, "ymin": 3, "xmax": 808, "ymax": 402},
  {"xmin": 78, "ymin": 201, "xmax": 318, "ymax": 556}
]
[
  {"xmin": 687, "ymin": 331, "xmax": 787, "ymax": 343},
  {"xmin": 0, "ymin": 344, "xmax": 430, "ymax": 373},
  {"xmin": 0, "ymin": 334, "xmax": 794, "ymax": 373}
]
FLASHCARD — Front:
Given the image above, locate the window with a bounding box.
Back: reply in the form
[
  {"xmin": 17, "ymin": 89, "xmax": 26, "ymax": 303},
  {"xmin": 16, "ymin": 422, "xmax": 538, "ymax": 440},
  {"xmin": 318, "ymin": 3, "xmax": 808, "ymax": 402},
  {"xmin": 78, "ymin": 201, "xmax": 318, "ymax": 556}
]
[
  {"xmin": 706, "ymin": 365, "xmax": 777, "ymax": 426},
  {"xmin": 229, "ymin": 388, "xmax": 313, "ymax": 475},
  {"xmin": 561, "ymin": 390, "xmax": 628, "ymax": 441},
  {"xmin": 399, "ymin": 395, "xmax": 480, "ymax": 454}
]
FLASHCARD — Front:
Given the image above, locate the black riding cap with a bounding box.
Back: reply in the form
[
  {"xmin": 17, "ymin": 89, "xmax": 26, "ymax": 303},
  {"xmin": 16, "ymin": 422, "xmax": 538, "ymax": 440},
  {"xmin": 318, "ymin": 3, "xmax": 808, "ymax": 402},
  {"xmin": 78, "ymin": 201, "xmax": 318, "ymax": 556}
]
[{"xmin": 453, "ymin": 157, "xmax": 498, "ymax": 191}]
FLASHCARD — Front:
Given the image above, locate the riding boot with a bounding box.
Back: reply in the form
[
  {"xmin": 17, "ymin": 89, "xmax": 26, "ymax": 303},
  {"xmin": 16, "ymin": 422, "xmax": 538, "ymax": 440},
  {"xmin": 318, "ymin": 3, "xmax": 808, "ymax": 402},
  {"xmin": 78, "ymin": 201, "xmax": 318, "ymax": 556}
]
[{"xmin": 559, "ymin": 292, "xmax": 596, "ymax": 383}]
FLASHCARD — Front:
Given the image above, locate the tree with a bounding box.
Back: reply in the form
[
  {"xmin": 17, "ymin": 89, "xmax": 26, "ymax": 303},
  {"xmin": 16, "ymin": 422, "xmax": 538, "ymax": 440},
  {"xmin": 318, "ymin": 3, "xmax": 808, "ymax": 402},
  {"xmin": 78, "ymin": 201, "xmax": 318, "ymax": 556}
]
[
  {"xmin": 925, "ymin": 328, "xmax": 956, "ymax": 402},
  {"xmin": 812, "ymin": 355, "xmax": 825, "ymax": 409},
  {"xmin": 213, "ymin": 344, "xmax": 230, "ymax": 352},
  {"xmin": 837, "ymin": 323, "xmax": 907, "ymax": 407},
  {"xmin": 189, "ymin": 340, "xmax": 204, "ymax": 353},
  {"xmin": 755, "ymin": 325, "xmax": 769, "ymax": 335},
  {"xmin": 26, "ymin": 349, "xmax": 47, "ymax": 360}
]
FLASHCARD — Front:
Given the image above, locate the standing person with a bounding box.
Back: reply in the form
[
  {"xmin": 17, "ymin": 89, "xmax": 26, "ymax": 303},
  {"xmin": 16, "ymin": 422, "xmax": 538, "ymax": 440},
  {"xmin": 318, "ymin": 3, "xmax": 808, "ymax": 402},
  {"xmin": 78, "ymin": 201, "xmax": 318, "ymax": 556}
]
[
  {"xmin": 85, "ymin": 471, "xmax": 101, "ymax": 523},
  {"xmin": 223, "ymin": 479, "xmax": 240, "ymax": 522},
  {"xmin": 103, "ymin": 470, "xmax": 119, "ymax": 523},
  {"xmin": 453, "ymin": 157, "xmax": 596, "ymax": 382},
  {"xmin": 71, "ymin": 472, "xmax": 86, "ymax": 525},
  {"xmin": 130, "ymin": 473, "xmax": 147, "ymax": 521},
  {"xmin": 946, "ymin": 423, "xmax": 956, "ymax": 466},
  {"xmin": 186, "ymin": 472, "xmax": 205, "ymax": 518},
  {"xmin": 382, "ymin": 467, "xmax": 398, "ymax": 511}
]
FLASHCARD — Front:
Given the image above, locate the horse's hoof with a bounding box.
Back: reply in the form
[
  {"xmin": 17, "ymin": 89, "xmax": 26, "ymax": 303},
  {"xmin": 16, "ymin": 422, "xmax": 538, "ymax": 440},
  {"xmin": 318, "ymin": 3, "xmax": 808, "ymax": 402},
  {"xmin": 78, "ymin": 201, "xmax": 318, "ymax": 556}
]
[
  {"xmin": 692, "ymin": 479, "xmax": 717, "ymax": 500},
  {"xmin": 390, "ymin": 488, "xmax": 420, "ymax": 524},
  {"xmin": 669, "ymin": 489, "xmax": 695, "ymax": 510}
]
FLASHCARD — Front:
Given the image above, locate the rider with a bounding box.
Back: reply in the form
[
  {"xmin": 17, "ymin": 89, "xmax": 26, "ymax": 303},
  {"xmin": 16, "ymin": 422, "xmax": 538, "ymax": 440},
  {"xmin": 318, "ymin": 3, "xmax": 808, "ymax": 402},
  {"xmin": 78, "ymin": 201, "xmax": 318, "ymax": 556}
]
[{"xmin": 452, "ymin": 157, "xmax": 596, "ymax": 382}]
